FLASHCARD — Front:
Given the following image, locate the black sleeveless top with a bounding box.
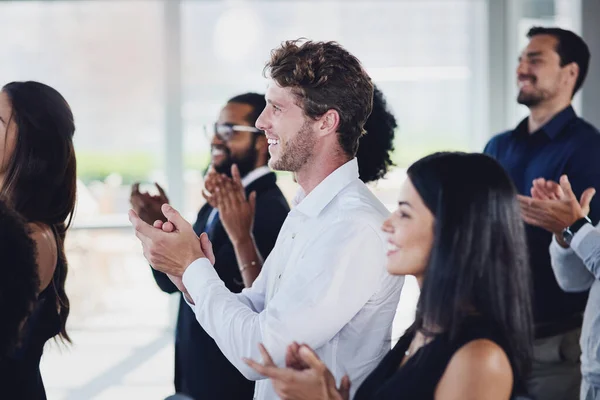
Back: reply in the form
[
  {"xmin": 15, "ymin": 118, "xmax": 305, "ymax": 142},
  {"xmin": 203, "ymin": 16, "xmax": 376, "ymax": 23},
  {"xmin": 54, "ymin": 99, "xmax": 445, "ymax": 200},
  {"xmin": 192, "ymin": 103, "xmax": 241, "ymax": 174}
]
[
  {"xmin": 354, "ymin": 316, "xmax": 524, "ymax": 399},
  {"xmin": 1, "ymin": 278, "xmax": 62, "ymax": 399}
]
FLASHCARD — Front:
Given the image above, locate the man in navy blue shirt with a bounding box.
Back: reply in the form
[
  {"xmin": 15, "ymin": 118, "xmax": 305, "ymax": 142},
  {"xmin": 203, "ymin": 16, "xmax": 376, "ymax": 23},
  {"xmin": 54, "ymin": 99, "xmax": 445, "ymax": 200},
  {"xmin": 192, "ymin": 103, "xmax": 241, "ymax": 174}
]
[{"xmin": 485, "ymin": 27, "xmax": 600, "ymax": 400}]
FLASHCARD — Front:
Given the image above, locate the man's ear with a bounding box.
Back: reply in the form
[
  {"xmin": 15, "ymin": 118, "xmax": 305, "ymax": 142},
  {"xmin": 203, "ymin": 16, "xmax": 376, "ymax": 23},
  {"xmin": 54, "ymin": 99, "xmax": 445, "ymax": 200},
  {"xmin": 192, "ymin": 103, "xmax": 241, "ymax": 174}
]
[{"xmin": 316, "ymin": 109, "xmax": 340, "ymax": 138}]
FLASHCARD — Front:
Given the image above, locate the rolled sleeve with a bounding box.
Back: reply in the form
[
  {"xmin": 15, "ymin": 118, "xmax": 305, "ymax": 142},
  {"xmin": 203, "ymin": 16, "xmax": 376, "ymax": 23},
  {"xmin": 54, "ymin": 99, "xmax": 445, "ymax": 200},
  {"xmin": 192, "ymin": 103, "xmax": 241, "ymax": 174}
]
[
  {"xmin": 550, "ymin": 228, "xmax": 596, "ymax": 292},
  {"xmin": 571, "ymin": 223, "xmax": 600, "ymax": 281}
]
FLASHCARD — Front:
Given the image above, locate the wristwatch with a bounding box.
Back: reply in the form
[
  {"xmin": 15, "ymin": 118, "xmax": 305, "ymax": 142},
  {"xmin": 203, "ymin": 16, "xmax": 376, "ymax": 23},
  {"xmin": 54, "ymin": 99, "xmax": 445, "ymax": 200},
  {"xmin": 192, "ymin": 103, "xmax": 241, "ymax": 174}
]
[{"xmin": 562, "ymin": 216, "xmax": 592, "ymax": 246}]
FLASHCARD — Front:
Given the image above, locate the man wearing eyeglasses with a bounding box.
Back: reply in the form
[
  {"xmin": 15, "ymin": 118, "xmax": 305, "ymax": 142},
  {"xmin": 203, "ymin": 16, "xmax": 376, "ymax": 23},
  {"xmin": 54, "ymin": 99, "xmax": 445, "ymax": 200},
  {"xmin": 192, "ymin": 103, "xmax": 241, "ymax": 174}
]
[{"xmin": 130, "ymin": 92, "xmax": 290, "ymax": 400}]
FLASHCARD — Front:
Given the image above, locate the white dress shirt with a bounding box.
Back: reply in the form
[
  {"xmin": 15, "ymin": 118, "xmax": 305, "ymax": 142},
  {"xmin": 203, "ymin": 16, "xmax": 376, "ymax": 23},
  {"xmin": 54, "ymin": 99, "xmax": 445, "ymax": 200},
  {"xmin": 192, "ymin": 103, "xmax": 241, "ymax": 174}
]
[{"xmin": 182, "ymin": 158, "xmax": 404, "ymax": 399}]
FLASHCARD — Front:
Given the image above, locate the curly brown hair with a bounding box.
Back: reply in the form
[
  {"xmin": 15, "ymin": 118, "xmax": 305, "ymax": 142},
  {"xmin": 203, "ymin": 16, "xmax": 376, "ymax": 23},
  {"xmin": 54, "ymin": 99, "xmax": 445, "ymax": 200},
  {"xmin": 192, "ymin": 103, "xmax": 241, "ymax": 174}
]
[{"xmin": 264, "ymin": 39, "xmax": 374, "ymax": 158}]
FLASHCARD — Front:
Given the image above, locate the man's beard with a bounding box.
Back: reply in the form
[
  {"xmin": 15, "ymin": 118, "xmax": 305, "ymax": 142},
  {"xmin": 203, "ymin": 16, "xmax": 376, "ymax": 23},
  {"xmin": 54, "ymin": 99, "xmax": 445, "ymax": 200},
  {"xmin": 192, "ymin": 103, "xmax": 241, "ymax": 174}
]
[
  {"xmin": 269, "ymin": 121, "xmax": 316, "ymax": 172},
  {"xmin": 212, "ymin": 139, "xmax": 258, "ymax": 178},
  {"xmin": 517, "ymin": 90, "xmax": 545, "ymax": 107},
  {"xmin": 517, "ymin": 75, "xmax": 552, "ymax": 107}
]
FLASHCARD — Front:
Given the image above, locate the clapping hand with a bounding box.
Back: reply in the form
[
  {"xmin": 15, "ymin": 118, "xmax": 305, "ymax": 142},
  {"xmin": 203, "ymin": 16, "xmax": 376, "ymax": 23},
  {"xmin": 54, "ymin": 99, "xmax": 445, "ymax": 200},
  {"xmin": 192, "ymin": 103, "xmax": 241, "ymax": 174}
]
[{"xmin": 243, "ymin": 343, "xmax": 350, "ymax": 400}]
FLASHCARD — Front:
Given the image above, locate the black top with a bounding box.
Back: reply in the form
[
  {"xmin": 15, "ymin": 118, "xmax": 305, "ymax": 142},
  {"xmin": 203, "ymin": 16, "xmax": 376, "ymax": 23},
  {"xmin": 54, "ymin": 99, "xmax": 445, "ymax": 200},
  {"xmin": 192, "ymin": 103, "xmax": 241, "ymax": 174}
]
[
  {"xmin": 484, "ymin": 106, "xmax": 600, "ymax": 336},
  {"xmin": 355, "ymin": 317, "xmax": 522, "ymax": 400},
  {"xmin": 1, "ymin": 279, "xmax": 62, "ymax": 399},
  {"xmin": 151, "ymin": 172, "xmax": 290, "ymax": 399}
]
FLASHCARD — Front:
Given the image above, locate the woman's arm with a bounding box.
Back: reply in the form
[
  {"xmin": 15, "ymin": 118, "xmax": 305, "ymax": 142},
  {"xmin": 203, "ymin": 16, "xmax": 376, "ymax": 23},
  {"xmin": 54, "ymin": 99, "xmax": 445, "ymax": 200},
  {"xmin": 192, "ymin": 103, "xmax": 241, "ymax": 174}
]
[
  {"xmin": 435, "ymin": 339, "xmax": 513, "ymax": 400},
  {"xmin": 28, "ymin": 222, "xmax": 58, "ymax": 293}
]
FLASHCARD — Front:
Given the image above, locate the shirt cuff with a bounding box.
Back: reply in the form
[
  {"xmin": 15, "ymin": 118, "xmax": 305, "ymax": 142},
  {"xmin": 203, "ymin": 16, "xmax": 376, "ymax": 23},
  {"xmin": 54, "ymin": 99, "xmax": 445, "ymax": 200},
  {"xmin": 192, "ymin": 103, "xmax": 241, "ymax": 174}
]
[
  {"xmin": 571, "ymin": 222, "xmax": 595, "ymax": 251},
  {"xmin": 551, "ymin": 234, "xmax": 575, "ymax": 255},
  {"xmin": 182, "ymin": 258, "xmax": 220, "ymax": 303}
]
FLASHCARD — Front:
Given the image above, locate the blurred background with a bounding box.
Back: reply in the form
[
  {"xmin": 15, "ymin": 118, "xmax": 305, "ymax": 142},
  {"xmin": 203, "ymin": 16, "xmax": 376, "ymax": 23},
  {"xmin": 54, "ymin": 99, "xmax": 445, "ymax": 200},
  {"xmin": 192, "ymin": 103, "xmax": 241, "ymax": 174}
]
[{"xmin": 0, "ymin": 0, "xmax": 598, "ymax": 398}]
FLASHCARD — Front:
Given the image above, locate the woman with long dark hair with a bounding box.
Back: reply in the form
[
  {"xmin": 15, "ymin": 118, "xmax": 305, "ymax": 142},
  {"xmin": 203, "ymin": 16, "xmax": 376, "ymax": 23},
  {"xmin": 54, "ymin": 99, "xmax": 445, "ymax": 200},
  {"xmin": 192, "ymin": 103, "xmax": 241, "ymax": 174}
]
[
  {"xmin": 0, "ymin": 81, "xmax": 76, "ymax": 398},
  {"xmin": 245, "ymin": 152, "xmax": 534, "ymax": 400}
]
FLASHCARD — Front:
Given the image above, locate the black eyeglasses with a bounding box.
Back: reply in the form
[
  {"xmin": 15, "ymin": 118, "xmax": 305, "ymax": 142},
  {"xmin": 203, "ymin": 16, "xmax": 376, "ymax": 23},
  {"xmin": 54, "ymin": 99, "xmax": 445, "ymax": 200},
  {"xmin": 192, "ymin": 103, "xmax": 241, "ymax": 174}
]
[{"xmin": 204, "ymin": 123, "xmax": 262, "ymax": 142}]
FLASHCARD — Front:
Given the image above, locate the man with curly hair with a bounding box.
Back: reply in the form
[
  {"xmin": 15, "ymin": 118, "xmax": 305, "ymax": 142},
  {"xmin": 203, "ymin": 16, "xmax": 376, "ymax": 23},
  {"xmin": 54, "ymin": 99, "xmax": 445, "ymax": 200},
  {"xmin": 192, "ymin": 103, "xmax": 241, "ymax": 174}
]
[
  {"xmin": 130, "ymin": 39, "xmax": 404, "ymax": 399},
  {"xmin": 0, "ymin": 199, "xmax": 39, "ymax": 361}
]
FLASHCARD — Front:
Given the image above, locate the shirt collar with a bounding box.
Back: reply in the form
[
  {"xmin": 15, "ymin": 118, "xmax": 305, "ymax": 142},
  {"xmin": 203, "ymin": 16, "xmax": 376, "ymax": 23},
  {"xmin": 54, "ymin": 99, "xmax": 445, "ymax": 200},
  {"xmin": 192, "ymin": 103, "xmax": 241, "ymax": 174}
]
[
  {"xmin": 514, "ymin": 105, "xmax": 577, "ymax": 140},
  {"xmin": 241, "ymin": 165, "xmax": 272, "ymax": 188},
  {"xmin": 293, "ymin": 158, "xmax": 359, "ymax": 218}
]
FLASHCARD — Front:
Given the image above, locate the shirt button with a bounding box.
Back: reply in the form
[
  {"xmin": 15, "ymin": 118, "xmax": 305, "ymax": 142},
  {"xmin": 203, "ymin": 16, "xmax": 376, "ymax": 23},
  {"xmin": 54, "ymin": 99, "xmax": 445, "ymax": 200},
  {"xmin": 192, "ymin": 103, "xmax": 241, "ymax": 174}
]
[
  {"xmin": 292, "ymin": 233, "xmax": 296, "ymax": 239},
  {"xmin": 278, "ymin": 274, "xmax": 282, "ymax": 279}
]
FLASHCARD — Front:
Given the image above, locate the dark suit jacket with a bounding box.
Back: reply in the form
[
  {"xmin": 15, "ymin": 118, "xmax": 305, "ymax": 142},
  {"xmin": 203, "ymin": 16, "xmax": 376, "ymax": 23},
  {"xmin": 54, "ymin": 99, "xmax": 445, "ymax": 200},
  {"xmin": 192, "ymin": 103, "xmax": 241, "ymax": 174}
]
[{"xmin": 152, "ymin": 171, "xmax": 289, "ymax": 400}]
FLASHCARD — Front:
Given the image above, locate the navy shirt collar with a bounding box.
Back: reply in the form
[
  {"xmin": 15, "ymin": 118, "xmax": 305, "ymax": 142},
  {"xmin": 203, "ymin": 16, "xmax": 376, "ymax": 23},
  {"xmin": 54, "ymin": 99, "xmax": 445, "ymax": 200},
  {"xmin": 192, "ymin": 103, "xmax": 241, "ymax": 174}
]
[{"xmin": 514, "ymin": 105, "xmax": 577, "ymax": 140}]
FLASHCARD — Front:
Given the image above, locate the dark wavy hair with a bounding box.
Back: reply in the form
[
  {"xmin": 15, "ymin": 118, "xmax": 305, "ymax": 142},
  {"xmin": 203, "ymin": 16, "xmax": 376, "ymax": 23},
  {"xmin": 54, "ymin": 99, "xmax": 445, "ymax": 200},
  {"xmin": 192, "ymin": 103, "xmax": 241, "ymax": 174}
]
[
  {"xmin": 0, "ymin": 200, "xmax": 39, "ymax": 359},
  {"xmin": 357, "ymin": 85, "xmax": 397, "ymax": 183},
  {"xmin": 264, "ymin": 39, "xmax": 374, "ymax": 158},
  {"xmin": 0, "ymin": 81, "xmax": 76, "ymax": 342},
  {"xmin": 408, "ymin": 152, "xmax": 533, "ymax": 382}
]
